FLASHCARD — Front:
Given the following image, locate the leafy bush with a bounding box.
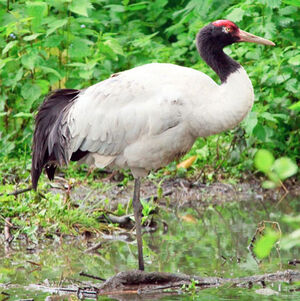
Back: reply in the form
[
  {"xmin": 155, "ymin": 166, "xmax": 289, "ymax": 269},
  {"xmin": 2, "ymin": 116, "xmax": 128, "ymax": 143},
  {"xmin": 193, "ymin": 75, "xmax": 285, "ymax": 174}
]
[
  {"xmin": 0, "ymin": 0, "xmax": 299, "ymax": 177},
  {"xmin": 254, "ymin": 149, "xmax": 298, "ymax": 188}
]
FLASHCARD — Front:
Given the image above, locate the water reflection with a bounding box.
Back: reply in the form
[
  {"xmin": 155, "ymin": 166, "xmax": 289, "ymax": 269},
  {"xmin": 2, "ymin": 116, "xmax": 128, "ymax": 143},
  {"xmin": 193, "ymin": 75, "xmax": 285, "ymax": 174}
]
[{"xmin": 0, "ymin": 197, "xmax": 299, "ymax": 300}]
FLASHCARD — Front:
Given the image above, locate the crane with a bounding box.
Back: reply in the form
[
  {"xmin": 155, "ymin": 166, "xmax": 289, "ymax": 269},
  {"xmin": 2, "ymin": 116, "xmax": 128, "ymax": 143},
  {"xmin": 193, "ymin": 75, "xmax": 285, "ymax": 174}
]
[{"xmin": 31, "ymin": 20, "xmax": 275, "ymax": 271}]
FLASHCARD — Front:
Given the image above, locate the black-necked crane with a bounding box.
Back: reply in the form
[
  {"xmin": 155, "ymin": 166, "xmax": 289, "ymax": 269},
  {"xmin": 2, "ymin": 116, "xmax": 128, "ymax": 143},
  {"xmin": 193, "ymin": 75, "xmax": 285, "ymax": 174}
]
[{"xmin": 31, "ymin": 20, "xmax": 274, "ymax": 271}]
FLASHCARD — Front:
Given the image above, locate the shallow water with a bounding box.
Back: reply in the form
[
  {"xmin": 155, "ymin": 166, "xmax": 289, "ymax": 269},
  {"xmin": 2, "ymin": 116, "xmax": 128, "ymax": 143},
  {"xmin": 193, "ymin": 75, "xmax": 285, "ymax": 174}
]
[{"xmin": 1, "ymin": 196, "xmax": 299, "ymax": 300}]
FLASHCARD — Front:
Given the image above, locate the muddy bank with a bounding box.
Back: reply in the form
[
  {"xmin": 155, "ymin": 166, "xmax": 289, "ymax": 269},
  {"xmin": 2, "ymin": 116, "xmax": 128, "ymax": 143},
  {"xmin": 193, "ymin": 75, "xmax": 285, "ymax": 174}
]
[{"xmin": 49, "ymin": 175, "xmax": 300, "ymax": 211}]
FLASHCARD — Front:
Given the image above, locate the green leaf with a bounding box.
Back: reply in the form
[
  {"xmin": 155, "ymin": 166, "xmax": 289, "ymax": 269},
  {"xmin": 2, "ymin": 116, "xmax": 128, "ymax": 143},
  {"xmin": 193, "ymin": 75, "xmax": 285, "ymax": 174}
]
[
  {"xmin": 253, "ymin": 123, "xmax": 267, "ymax": 141},
  {"xmin": 289, "ymin": 101, "xmax": 300, "ymax": 111},
  {"xmin": 260, "ymin": 112, "xmax": 277, "ymax": 123},
  {"xmin": 263, "ymin": 22, "xmax": 277, "ymax": 38},
  {"xmin": 39, "ymin": 66, "xmax": 62, "ymax": 79},
  {"xmin": 105, "ymin": 4, "xmax": 125, "ymax": 12},
  {"xmin": 79, "ymin": 69, "xmax": 93, "ymax": 79},
  {"xmin": 262, "ymin": 180, "xmax": 277, "ymax": 189},
  {"xmin": 44, "ymin": 35, "xmax": 64, "ymax": 47},
  {"xmin": 46, "ymin": 19, "xmax": 68, "ymax": 36},
  {"xmin": 0, "ymin": 58, "xmax": 13, "ymax": 70},
  {"xmin": 288, "ymin": 54, "xmax": 300, "ymax": 65},
  {"xmin": 131, "ymin": 32, "xmax": 159, "ymax": 48},
  {"xmin": 11, "ymin": 68, "xmax": 24, "ymax": 89},
  {"xmin": 267, "ymin": 171, "xmax": 281, "ymax": 185},
  {"xmin": 274, "ymin": 72, "xmax": 291, "ymax": 84},
  {"xmin": 286, "ymin": 78, "xmax": 298, "ymax": 94},
  {"xmin": 21, "ymin": 53, "xmax": 39, "ymax": 70},
  {"xmin": 36, "ymin": 79, "xmax": 50, "ymax": 94},
  {"xmin": 280, "ymin": 229, "xmax": 300, "ymax": 250},
  {"xmin": 23, "ymin": 33, "xmax": 42, "ymax": 41},
  {"xmin": 282, "ymin": 214, "xmax": 300, "ymax": 225},
  {"xmin": 254, "ymin": 149, "xmax": 275, "ymax": 173},
  {"xmin": 13, "ymin": 112, "xmax": 33, "ymax": 118},
  {"xmin": 127, "ymin": 2, "xmax": 149, "ymax": 11},
  {"xmin": 69, "ymin": 0, "xmax": 93, "ymax": 17},
  {"xmin": 243, "ymin": 112, "xmax": 258, "ymax": 134},
  {"xmin": 226, "ymin": 8, "xmax": 245, "ymax": 22},
  {"xmin": 67, "ymin": 62, "xmax": 87, "ymax": 67},
  {"xmin": 279, "ymin": 17, "xmax": 294, "ymax": 27},
  {"xmin": 27, "ymin": 1, "xmax": 48, "ymax": 32},
  {"xmin": 254, "ymin": 229, "xmax": 280, "ymax": 259},
  {"xmin": 2, "ymin": 41, "xmax": 18, "ymax": 55},
  {"xmin": 279, "ymin": 5, "xmax": 298, "ymax": 15},
  {"xmin": 282, "ymin": 0, "xmax": 300, "ymax": 7},
  {"xmin": 69, "ymin": 38, "xmax": 92, "ymax": 58},
  {"xmin": 21, "ymin": 83, "xmax": 41, "ymax": 101},
  {"xmin": 259, "ymin": 0, "xmax": 282, "ymax": 8},
  {"xmin": 104, "ymin": 38, "xmax": 124, "ymax": 56},
  {"xmin": 272, "ymin": 157, "xmax": 298, "ymax": 180}
]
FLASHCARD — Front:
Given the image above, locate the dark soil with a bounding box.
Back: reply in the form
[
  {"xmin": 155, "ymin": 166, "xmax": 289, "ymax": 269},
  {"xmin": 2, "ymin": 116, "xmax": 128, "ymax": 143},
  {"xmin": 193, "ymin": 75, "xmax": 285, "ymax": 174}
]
[{"xmin": 49, "ymin": 175, "xmax": 300, "ymax": 211}]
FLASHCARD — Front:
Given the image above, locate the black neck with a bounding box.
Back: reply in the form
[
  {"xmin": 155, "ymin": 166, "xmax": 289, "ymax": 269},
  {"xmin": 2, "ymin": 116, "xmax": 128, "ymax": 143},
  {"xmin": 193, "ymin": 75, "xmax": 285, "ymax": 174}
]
[{"xmin": 196, "ymin": 28, "xmax": 241, "ymax": 83}]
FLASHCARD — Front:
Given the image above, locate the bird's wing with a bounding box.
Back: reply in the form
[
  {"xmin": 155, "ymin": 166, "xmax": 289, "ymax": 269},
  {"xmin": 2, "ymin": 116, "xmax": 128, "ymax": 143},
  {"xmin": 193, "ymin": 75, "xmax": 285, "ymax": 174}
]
[{"xmin": 64, "ymin": 67, "xmax": 186, "ymax": 160}]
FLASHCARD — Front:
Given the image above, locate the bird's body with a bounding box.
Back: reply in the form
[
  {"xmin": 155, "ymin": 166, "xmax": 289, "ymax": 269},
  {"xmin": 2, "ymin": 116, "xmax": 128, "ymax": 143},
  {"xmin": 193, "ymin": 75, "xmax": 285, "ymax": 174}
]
[
  {"xmin": 31, "ymin": 20, "xmax": 274, "ymax": 271},
  {"xmin": 36, "ymin": 63, "xmax": 254, "ymax": 181},
  {"xmin": 68, "ymin": 63, "xmax": 200, "ymax": 177}
]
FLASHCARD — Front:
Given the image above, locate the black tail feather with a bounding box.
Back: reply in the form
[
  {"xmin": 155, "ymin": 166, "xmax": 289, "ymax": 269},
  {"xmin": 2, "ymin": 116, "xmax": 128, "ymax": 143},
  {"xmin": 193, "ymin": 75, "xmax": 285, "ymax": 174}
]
[{"xmin": 31, "ymin": 89, "xmax": 81, "ymax": 190}]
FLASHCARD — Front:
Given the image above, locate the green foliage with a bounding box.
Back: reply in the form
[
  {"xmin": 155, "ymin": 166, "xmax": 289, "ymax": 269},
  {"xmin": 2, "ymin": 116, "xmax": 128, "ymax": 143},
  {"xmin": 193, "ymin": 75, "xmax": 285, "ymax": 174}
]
[
  {"xmin": 254, "ymin": 149, "xmax": 298, "ymax": 188},
  {"xmin": 289, "ymin": 100, "xmax": 300, "ymax": 111},
  {"xmin": 182, "ymin": 278, "xmax": 199, "ymax": 296},
  {"xmin": 0, "ymin": 186, "xmax": 99, "ymax": 240},
  {"xmin": 280, "ymin": 214, "xmax": 300, "ymax": 249},
  {"xmin": 253, "ymin": 228, "xmax": 281, "ymax": 259},
  {"xmin": 0, "ymin": 0, "xmax": 299, "ymax": 177},
  {"xmin": 254, "ymin": 149, "xmax": 275, "ymax": 173},
  {"xmin": 141, "ymin": 198, "xmax": 157, "ymax": 224}
]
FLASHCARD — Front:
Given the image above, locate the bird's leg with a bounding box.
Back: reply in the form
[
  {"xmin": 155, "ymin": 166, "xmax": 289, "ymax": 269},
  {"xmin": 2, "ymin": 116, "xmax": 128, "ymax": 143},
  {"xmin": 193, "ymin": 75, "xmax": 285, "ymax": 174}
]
[{"xmin": 132, "ymin": 178, "xmax": 145, "ymax": 271}]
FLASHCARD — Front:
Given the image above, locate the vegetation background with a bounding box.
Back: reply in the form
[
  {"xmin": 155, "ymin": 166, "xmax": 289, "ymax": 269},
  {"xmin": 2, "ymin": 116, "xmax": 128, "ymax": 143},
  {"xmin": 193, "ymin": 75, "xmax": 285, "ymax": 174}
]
[
  {"xmin": 0, "ymin": 0, "xmax": 299, "ymax": 243},
  {"xmin": 0, "ymin": 0, "xmax": 299, "ymax": 177}
]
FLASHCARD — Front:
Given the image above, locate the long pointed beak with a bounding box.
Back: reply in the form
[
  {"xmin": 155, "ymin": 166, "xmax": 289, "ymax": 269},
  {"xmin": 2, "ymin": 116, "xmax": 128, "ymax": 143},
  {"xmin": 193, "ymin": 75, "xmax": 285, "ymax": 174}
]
[{"xmin": 238, "ymin": 30, "xmax": 275, "ymax": 46}]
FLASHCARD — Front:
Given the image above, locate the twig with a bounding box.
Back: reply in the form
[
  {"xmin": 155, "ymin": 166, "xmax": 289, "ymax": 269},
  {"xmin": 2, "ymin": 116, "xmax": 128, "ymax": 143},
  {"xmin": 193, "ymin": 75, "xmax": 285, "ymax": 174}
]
[
  {"xmin": 4, "ymin": 217, "xmax": 13, "ymax": 253},
  {"xmin": 248, "ymin": 220, "xmax": 282, "ymax": 265},
  {"xmin": 26, "ymin": 260, "xmax": 42, "ymax": 267},
  {"xmin": 85, "ymin": 241, "xmax": 109, "ymax": 253},
  {"xmin": 214, "ymin": 135, "xmax": 237, "ymax": 177},
  {"xmin": 0, "ymin": 186, "xmax": 33, "ymax": 197},
  {"xmin": 79, "ymin": 271, "xmax": 106, "ymax": 281},
  {"xmin": 0, "ymin": 214, "xmax": 13, "ymax": 227},
  {"xmin": 4, "ymin": 218, "xmax": 13, "ymax": 241},
  {"xmin": 276, "ymin": 180, "xmax": 289, "ymax": 207},
  {"xmin": 144, "ymin": 189, "xmax": 173, "ymax": 202}
]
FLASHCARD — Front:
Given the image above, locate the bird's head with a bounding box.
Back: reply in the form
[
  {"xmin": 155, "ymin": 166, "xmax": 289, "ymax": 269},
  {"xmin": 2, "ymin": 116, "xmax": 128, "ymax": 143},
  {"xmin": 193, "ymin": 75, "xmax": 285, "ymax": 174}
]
[
  {"xmin": 196, "ymin": 20, "xmax": 275, "ymax": 82},
  {"xmin": 206, "ymin": 20, "xmax": 275, "ymax": 48}
]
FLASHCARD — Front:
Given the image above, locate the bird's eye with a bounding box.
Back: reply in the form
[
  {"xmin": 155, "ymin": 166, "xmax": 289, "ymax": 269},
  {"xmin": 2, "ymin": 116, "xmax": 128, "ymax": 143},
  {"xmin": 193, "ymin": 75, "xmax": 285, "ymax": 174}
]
[{"xmin": 223, "ymin": 27, "xmax": 232, "ymax": 33}]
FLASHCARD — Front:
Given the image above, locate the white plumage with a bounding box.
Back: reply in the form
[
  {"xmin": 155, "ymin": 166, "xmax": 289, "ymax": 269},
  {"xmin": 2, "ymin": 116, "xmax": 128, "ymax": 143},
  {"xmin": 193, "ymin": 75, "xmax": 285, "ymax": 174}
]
[{"xmin": 65, "ymin": 63, "xmax": 253, "ymax": 177}]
